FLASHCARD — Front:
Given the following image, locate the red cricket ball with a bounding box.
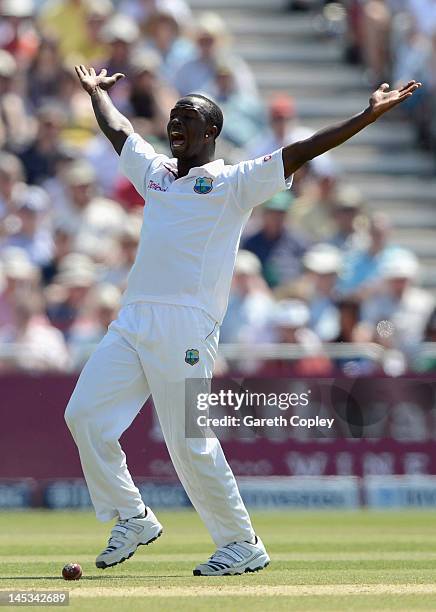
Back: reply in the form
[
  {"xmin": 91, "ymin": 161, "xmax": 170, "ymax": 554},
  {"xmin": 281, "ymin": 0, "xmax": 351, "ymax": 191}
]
[{"xmin": 62, "ymin": 563, "xmax": 82, "ymax": 581}]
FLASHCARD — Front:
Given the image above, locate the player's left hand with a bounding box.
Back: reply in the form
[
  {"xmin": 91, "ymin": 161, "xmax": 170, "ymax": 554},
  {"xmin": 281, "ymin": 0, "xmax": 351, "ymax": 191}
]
[{"xmin": 368, "ymin": 80, "xmax": 422, "ymax": 120}]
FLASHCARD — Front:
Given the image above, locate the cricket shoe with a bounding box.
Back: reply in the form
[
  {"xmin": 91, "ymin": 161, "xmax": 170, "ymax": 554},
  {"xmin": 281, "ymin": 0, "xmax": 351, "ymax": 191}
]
[
  {"xmin": 193, "ymin": 536, "xmax": 270, "ymax": 576},
  {"xmin": 95, "ymin": 507, "xmax": 163, "ymax": 569}
]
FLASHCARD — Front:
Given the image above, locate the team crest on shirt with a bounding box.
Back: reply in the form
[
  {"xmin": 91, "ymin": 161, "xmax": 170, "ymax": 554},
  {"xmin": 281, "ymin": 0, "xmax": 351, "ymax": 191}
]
[
  {"xmin": 185, "ymin": 349, "xmax": 200, "ymax": 366},
  {"xmin": 194, "ymin": 177, "xmax": 213, "ymax": 194}
]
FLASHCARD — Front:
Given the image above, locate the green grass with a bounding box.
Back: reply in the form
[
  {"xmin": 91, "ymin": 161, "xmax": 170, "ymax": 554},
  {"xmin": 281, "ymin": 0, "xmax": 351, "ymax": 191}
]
[{"xmin": 1, "ymin": 510, "xmax": 436, "ymax": 610}]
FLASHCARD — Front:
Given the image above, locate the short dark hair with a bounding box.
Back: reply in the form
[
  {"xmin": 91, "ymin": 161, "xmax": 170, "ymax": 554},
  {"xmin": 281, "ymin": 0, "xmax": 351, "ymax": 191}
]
[{"xmin": 179, "ymin": 94, "xmax": 224, "ymax": 139}]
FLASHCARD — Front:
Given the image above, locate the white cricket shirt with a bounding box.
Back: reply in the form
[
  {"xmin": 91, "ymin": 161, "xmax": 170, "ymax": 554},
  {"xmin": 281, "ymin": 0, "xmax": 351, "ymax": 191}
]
[{"xmin": 119, "ymin": 133, "xmax": 292, "ymax": 324}]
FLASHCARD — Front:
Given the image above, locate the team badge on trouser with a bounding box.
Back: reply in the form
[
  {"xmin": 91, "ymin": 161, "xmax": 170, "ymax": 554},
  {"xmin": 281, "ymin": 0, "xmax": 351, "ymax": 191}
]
[
  {"xmin": 194, "ymin": 177, "xmax": 213, "ymax": 194},
  {"xmin": 185, "ymin": 349, "xmax": 200, "ymax": 366}
]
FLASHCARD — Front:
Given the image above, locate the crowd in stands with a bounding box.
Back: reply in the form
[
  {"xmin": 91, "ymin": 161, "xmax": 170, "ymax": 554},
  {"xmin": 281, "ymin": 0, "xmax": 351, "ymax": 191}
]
[
  {"xmin": 0, "ymin": 0, "xmax": 434, "ymax": 376},
  {"xmin": 343, "ymin": 0, "xmax": 436, "ymax": 150}
]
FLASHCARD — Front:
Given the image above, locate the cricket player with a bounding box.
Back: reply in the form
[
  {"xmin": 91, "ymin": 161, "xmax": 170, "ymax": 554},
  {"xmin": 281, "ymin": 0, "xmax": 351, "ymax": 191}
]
[{"xmin": 65, "ymin": 64, "xmax": 420, "ymax": 576}]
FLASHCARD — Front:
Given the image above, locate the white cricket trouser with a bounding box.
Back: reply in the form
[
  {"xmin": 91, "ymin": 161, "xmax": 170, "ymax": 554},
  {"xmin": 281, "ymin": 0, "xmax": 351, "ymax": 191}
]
[{"xmin": 65, "ymin": 302, "xmax": 255, "ymax": 547}]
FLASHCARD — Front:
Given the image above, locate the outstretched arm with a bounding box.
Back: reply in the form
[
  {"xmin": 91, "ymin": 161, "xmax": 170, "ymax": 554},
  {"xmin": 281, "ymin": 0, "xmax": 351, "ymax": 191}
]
[
  {"xmin": 282, "ymin": 81, "xmax": 421, "ymax": 178},
  {"xmin": 75, "ymin": 65, "xmax": 133, "ymax": 155}
]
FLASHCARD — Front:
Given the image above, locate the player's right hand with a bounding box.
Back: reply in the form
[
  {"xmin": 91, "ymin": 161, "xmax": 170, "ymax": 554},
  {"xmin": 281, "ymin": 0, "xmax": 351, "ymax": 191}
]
[{"xmin": 74, "ymin": 65, "xmax": 125, "ymax": 95}]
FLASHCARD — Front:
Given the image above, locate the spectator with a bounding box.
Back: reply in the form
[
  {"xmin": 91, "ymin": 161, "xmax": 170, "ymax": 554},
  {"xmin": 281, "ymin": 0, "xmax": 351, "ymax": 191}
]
[
  {"xmin": 208, "ymin": 59, "xmax": 266, "ymax": 149},
  {"xmin": 243, "ymin": 192, "xmax": 308, "ymax": 288},
  {"xmin": 0, "ymin": 153, "xmax": 26, "ymax": 221},
  {"xmin": 69, "ymin": 282, "xmax": 121, "ymax": 368},
  {"xmin": 358, "ymin": 249, "xmax": 435, "ymax": 360},
  {"xmin": 18, "ymin": 104, "xmax": 68, "ymax": 185},
  {"xmin": 0, "ymin": 50, "xmax": 32, "ymax": 150},
  {"xmin": 46, "ymin": 253, "xmax": 98, "ymax": 337},
  {"xmin": 143, "ymin": 8, "xmax": 195, "ymax": 85},
  {"xmin": 258, "ymin": 299, "xmax": 332, "ymax": 376},
  {"xmin": 338, "ymin": 212, "xmax": 397, "ymax": 298},
  {"xmin": 127, "ymin": 50, "xmax": 177, "ymax": 138},
  {"xmin": 302, "ymin": 243, "xmax": 342, "ymax": 342},
  {"xmin": 246, "ymin": 94, "xmax": 311, "ymax": 159},
  {"xmin": 327, "ymin": 185, "xmax": 365, "ymax": 251},
  {"xmin": 39, "ymin": 0, "xmax": 90, "ymax": 61},
  {"xmin": 414, "ymin": 307, "xmax": 436, "ymax": 372},
  {"xmin": 118, "ymin": 0, "xmax": 192, "ymax": 29},
  {"xmin": 0, "ymin": 0, "xmax": 39, "ymax": 69},
  {"xmin": 174, "ymin": 12, "xmax": 257, "ymax": 97},
  {"xmin": 0, "ymin": 289, "xmax": 70, "ymax": 372},
  {"xmin": 27, "ymin": 37, "xmax": 64, "ymax": 108},
  {"xmin": 81, "ymin": 0, "xmax": 113, "ymax": 65},
  {"xmin": 221, "ymin": 250, "xmax": 275, "ymax": 344},
  {"xmin": 41, "ymin": 224, "xmax": 74, "ymax": 286},
  {"xmin": 0, "ymin": 247, "xmax": 39, "ymax": 329},
  {"xmin": 99, "ymin": 14, "xmax": 140, "ymax": 106},
  {"xmin": 103, "ymin": 214, "xmax": 141, "ymax": 289},
  {"xmin": 1, "ymin": 186, "xmax": 54, "ymax": 267},
  {"xmin": 291, "ymin": 157, "xmax": 338, "ymax": 241}
]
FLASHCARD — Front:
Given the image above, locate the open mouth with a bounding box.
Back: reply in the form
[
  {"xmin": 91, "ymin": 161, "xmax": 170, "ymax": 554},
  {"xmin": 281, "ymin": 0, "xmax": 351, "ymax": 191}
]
[{"xmin": 170, "ymin": 132, "xmax": 186, "ymax": 148}]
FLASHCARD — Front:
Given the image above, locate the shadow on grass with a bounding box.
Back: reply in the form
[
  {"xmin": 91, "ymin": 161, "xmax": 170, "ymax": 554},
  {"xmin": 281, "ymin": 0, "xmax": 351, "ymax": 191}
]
[{"xmin": 0, "ymin": 575, "xmax": 188, "ymax": 581}]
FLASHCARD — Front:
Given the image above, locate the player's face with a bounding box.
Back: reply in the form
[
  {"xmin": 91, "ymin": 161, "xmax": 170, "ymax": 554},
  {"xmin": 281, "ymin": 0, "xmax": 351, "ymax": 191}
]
[{"xmin": 167, "ymin": 102, "xmax": 210, "ymax": 159}]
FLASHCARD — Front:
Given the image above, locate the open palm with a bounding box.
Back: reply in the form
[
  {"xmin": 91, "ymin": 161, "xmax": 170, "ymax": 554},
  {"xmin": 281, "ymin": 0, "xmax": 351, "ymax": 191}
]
[
  {"xmin": 75, "ymin": 65, "xmax": 125, "ymax": 95},
  {"xmin": 369, "ymin": 80, "xmax": 421, "ymax": 119}
]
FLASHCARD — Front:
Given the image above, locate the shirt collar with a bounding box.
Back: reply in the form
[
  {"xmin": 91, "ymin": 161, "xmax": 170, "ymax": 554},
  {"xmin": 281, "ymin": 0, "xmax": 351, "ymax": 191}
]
[{"xmin": 164, "ymin": 158, "xmax": 225, "ymax": 179}]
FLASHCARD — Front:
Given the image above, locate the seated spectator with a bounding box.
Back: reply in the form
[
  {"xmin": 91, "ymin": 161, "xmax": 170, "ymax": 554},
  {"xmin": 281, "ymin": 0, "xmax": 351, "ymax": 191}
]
[
  {"xmin": 242, "ymin": 192, "xmax": 308, "ymax": 288},
  {"xmin": 357, "ymin": 249, "xmax": 435, "ymax": 361},
  {"xmin": 302, "ymin": 243, "xmax": 342, "ymax": 342},
  {"xmin": 361, "ymin": 0, "xmax": 392, "ymax": 85},
  {"xmin": 0, "ymin": 247, "xmax": 39, "ymax": 329},
  {"xmin": 41, "ymin": 224, "xmax": 74, "ymax": 286},
  {"xmin": 327, "ymin": 185, "xmax": 366, "ymax": 251},
  {"xmin": 51, "ymin": 159, "xmax": 97, "ymax": 227},
  {"xmin": 407, "ymin": 0, "xmax": 436, "ymax": 37},
  {"xmin": 69, "ymin": 282, "xmax": 121, "ymax": 368},
  {"xmin": 291, "ymin": 157, "xmax": 338, "ymax": 242},
  {"xmin": 0, "ymin": 50, "xmax": 32, "ymax": 150},
  {"xmin": 174, "ymin": 12, "xmax": 257, "ymax": 98},
  {"xmin": 331, "ymin": 298, "xmax": 375, "ymax": 376},
  {"xmin": 0, "ymin": 0, "xmax": 39, "ymax": 69},
  {"xmin": 38, "ymin": 0, "xmax": 90, "ymax": 61},
  {"xmin": 126, "ymin": 50, "xmax": 177, "ymax": 138},
  {"xmin": 220, "ymin": 250, "xmax": 275, "ymax": 344},
  {"xmin": 0, "ymin": 288, "xmax": 70, "ymax": 372},
  {"xmin": 52, "ymin": 159, "xmax": 126, "ymax": 250},
  {"xmin": 208, "ymin": 59, "xmax": 266, "ymax": 149},
  {"xmin": 338, "ymin": 212, "xmax": 397, "ymax": 298},
  {"xmin": 27, "ymin": 37, "xmax": 64, "ymax": 108},
  {"xmin": 103, "ymin": 214, "xmax": 141, "ymax": 290},
  {"xmin": 118, "ymin": 0, "xmax": 192, "ymax": 29},
  {"xmin": 99, "ymin": 14, "xmax": 140, "ymax": 107},
  {"xmin": 246, "ymin": 94, "xmax": 311, "ymax": 159},
  {"xmin": 56, "ymin": 65, "xmax": 97, "ymax": 134},
  {"xmin": 257, "ymin": 299, "xmax": 332, "ymax": 376},
  {"xmin": 18, "ymin": 103, "xmax": 68, "ymax": 185},
  {"xmin": 0, "ymin": 153, "xmax": 26, "ymax": 220},
  {"xmin": 46, "ymin": 253, "xmax": 98, "ymax": 337},
  {"xmin": 1, "ymin": 186, "xmax": 54, "ymax": 267},
  {"xmin": 414, "ymin": 307, "xmax": 436, "ymax": 372},
  {"xmin": 80, "ymin": 0, "xmax": 113, "ymax": 65},
  {"xmin": 143, "ymin": 8, "xmax": 195, "ymax": 86},
  {"xmin": 85, "ymin": 134, "xmax": 120, "ymax": 197}
]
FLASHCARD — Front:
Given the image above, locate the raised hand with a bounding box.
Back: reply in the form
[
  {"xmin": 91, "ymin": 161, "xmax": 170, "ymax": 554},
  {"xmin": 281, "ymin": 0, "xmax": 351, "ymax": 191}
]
[
  {"xmin": 368, "ymin": 80, "xmax": 422, "ymax": 120},
  {"xmin": 74, "ymin": 65, "xmax": 125, "ymax": 95}
]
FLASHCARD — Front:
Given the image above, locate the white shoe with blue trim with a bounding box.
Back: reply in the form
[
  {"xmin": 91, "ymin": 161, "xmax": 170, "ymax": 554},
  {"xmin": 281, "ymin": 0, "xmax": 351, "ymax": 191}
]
[
  {"xmin": 193, "ymin": 536, "xmax": 270, "ymax": 576},
  {"xmin": 95, "ymin": 507, "xmax": 163, "ymax": 569}
]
